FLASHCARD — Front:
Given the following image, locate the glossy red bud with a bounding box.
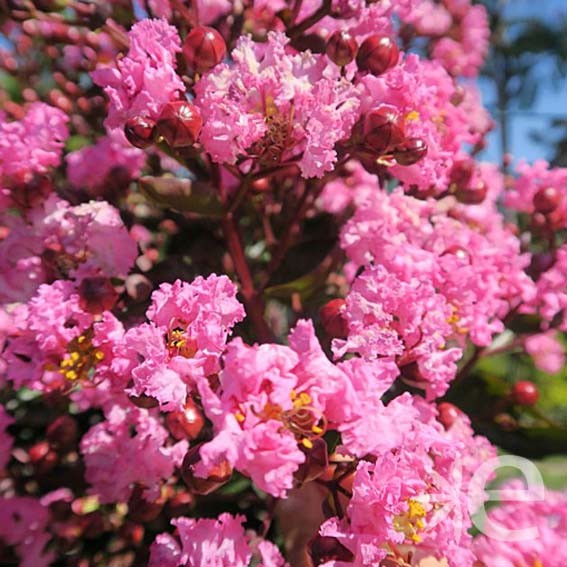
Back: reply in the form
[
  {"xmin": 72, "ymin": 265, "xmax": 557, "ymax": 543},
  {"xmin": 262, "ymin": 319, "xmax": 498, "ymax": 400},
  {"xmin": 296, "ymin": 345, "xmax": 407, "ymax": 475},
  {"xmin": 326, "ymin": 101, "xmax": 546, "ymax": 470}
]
[
  {"xmin": 156, "ymin": 101, "xmax": 203, "ymax": 148},
  {"xmin": 78, "ymin": 277, "xmax": 118, "ymax": 314},
  {"xmin": 533, "ymin": 186, "xmax": 561, "ymax": 215},
  {"xmin": 393, "ymin": 137, "xmax": 428, "ymax": 166},
  {"xmin": 326, "ymin": 30, "xmax": 358, "ymax": 67},
  {"xmin": 363, "ymin": 106, "xmax": 405, "ymax": 154},
  {"xmin": 320, "ymin": 298, "xmax": 349, "ymax": 339},
  {"xmin": 183, "ymin": 26, "xmax": 226, "ymax": 74},
  {"xmin": 124, "ymin": 116, "xmax": 156, "ymax": 149},
  {"xmin": 455, "ymin": 181, "xmax": 488, "ymax": 205},
  {"xmin": 165, "ymin": 399, "xmax": 205, "ymax": 441},
  {"xmin": 356, "ymin": 35, "xmax": 399, "ymax": 76},
  {"xmin": 437, "ymin": 402, "xmax": 462, "ymax": 430},
  {"xmin": 449, "ymin": 159, "xmax": 475, "ymax": 188},
  {"xmin": 511, "ymin": 381, "xmax": 539, "ymax": 406}
]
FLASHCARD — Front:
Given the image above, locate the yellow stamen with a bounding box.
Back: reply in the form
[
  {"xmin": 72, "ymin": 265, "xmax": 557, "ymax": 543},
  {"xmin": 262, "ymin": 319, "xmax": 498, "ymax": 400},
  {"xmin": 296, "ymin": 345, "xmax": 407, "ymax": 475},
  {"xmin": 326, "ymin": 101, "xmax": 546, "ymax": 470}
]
[
  {"xmin": 235, "ymin": 412, "xmax": 245, "ymax": 423},
  {"xmin": 405, "ymin": 110, "xmax": 420, "ymax": 122},
  {"xmin": 301, "ymin": 438, "xmax": 313, "ymax": 449},
  {"xmin": 311, "ymin": 425, "xmax": 324, "ymax": 435}
]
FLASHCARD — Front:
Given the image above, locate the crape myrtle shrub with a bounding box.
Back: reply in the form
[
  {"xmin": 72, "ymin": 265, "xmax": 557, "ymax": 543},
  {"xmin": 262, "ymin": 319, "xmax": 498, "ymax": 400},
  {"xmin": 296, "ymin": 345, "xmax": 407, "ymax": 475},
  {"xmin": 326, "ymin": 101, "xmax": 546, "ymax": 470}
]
[{"xmin": 0, "ymin": 1, "xmax": 566, "ymax": 566}]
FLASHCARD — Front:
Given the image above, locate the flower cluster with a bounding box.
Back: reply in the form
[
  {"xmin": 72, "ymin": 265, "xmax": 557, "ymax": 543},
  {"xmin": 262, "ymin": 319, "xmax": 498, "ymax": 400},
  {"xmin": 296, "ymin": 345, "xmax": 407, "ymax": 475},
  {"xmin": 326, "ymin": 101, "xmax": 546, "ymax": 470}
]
[{"xmin": 0, "ymin": 2, "xmax": 566, "ymax": 566}]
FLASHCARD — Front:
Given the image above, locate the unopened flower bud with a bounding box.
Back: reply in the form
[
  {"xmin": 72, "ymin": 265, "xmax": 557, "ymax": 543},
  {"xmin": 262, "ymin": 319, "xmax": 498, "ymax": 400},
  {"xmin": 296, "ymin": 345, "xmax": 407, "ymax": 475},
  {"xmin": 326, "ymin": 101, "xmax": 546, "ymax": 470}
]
[
  {"xmin": 308, "ymin": 535, "xmax": 354, "ymax": 565},
  {"xmin": 124, "ymin": 116, "xmax": 156, "ymax": 149},
  {"xmin": 181, "ymin": 445, "xmax": 232, "ymax": 495},
  {"xmin": 455, "ymin": 181, "xmax": 488, "ymax": 205},
  {"xmin": 533, "ymin": 186, "xmax": 561, "ymax": 215},
  {"xmin": 165, "ymin": 399, "xmax": 205, "ymax": 441},
  {"xmin": 78, "ymin": 277, "xmax": 118, "ymax": 314},
  {"xmin": 449, "ymin": 159, "xmax": 475, "ymax": 188},
  {"xmin": 393, "ymin": 137, "xmax": 428, "ymax": 166},
  {"xmin": 29, "ymin": 441, "xmax": 58, "ymax": 475},
  {"xmin": 47, "ymin": 415, "xmax": 78, "ymax": 450},
  {"xmin": 528, "ymin": 251, "xmax": 555, "ymax": 279},
  {"xmin": 128, "ymin": 485, "xmax": 165, "ymax": 523},
  {"xmin": 183, "ymin": 26, "xmax": 226, "ymax": 74},
  {"xmin": 129, "ymin": 393, "xmax": 160, "ymax": 409},
  {"xmin": 510, "ymin": 381, "xmax": 539, "ymax": 406},
  {"xmin": 356, "ymin": 35, "xmax": 399, "ymax": 76},
  {"xmin": 437, "ymin": 402, "xmax": 462, "ymax": 430},
  {"xmin": 320, "ymin": 298, "xmax": 349, "ymax": 339},
  {"xmin": 326, "ymin": 30, "xmax": 358, "ymax": 67},
  {"xmin": 363, "ymin": 106, "xmax": 405, "ymax": 154},
  {"xmin": 156, "ymin": 101, "xmax": 203, "ymax": 148}
]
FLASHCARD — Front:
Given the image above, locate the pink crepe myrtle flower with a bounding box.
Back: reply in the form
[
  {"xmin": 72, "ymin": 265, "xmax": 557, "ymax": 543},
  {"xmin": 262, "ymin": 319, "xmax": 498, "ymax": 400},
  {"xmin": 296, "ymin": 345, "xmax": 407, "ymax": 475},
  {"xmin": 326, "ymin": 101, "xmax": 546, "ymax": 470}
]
[
  {"xmin": 319, "ymin": 450, "xmax": 476, "ymax": 566},
  {"xmin": 0, "ymin": 405, "xmax": 13, "ymax": 471},
  {"xmin": 523, "ymin": 244, "xmax": 567, "ymax": 331},
  {"xmin": 194, "ymin": 31, "xmax": 360, "ymax": 178},
  {"xmin": 431, "ymin": 3, "xmax": 490, "ymax": 77},
  {"xmin": 524, "ymin": 331, "xmax": 565, "ymax": 374},
  {"xmin": 0, "ymin": 195, "xmax": 138, "ymax": 303},
  {"xmin": 341, "ymin": 189, "xmax": 534, "ymax": 347},
  {"xmin": 149, "ymin": 513, "xmax": 289, "ymax": 567},
  {"xmin": 0, "ymin": 102, "xmax": 68, "ymax": 189},
  {"xmin": 334, "ymin": 264, "xmax": 462, "ymax": 399},
  {"xmin": 473, "ymin": 480, "xmax": 567, "ymax": 567},
  {"xmin": 0, "ymin": 497, "xmax": 54, "ymax": 567},
  {"xmin": 66, "ymin": 129, "xmax": 146, "ymax": 195},
  {"xmin": 2, "ymin": 280, "xmax": 124, "ymax": 401},
  {"xmin": 121, "ymin": 275, "xmax": 245, "ymax": 411},
  {"xmin": 92, "ymin": 18, "xmax": 185, "ymax": 129},
  {"xmin": 80, "ymin": 403, "xmax": 187, "ymax": 504},
  {"xmin": 505, "ymin": 160, "xmax": 567, "ymax": 229},
  {"xmin": 358, "ymin": 54, "xmax": 476, "ymax": 192}
]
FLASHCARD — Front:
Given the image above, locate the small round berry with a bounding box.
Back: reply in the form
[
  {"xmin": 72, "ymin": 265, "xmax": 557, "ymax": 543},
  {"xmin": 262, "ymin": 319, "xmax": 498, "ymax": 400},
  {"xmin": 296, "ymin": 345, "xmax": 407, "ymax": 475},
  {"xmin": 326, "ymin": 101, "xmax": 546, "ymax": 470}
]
[
  {"xmin": 320, "ymin": 298, "xmax": 349, "ymax": 339},
  {"xmin": 511, "ymin": 381, "xmax": 539, "ymax": 406},
  {"xmin": 455, "ymin": 181, "xmax": 488, "ymax": 205},
  {"xmin": 363, "ymin": 105, "xmax": 405, "ymax": 154},
  {"xmin": 326, "ymin": 30, "xmax": 358, "ymax": 67},
  {"xmin": 393, "ymin": 137, "xmax": 428, "ymax": 166},
  {"xmin": 533, "ymin": 186, "xmax": 561, "ymax": 215},
  {"xmin": 124, "ymin": 116, "xmax": 156, "ymax": 149},
  {"xmin": 156, "ymin": 101, "xmax": 203, "ymax": 148},
  {"xmin": 356, "ymin": 35, "xmax": 399, "ymax": 76},
  {"xmin": 437, "ymin": 402, "xmax": 462, "ymax": 430},
  {"xmin": 78, "ymin": 277, "xmax": 118, "ymax": 314},
  {"xmin": 183, "ymin": 26, "xmax": 226, "ymax": 74}
]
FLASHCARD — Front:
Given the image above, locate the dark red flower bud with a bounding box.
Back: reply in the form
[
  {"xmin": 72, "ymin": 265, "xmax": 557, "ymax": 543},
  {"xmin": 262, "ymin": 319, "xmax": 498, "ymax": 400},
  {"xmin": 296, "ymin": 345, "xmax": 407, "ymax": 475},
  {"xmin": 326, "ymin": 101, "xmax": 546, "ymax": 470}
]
[
  {"xmin": 437, "ymin": 402, "xmax": 462, "ymax": 430},
  {"xmin": 528, "ymin": 251, "xmax": 555, "ymax": 279},
  {"xmin": 29, "ymin": 441, "xmax": 58, "ymax": 475},
  {"xmin": 356, "ymin": 35, "xmax": 399, "ymax": 76},
  {"xmin": 363, "ymin": 106, "xmax": 405, "ymax": 154},
  {"xmin": 128, "ymin": 485, "xmax": 165, "ymax": 523},
  {"xmin": 156, "ymin": 101, "xmax": 203, "ymax": 148},
  {"xmin": 124, "ymin": 116, "xmax": 156, "ymax": 149},
  {"xmin": 320, "ymin": 298, "xmax": 349, "ymax": 339},
  {"xmin": 449, "ymin": 159, "xmax": 475, "ymax": 188},
  {"xmin": 511, "ymin": 381, "xmax": 539, "ymax": 407},
  {"xmin": 78, "ymin": 277, "xmax": 118, "ymax": 314},
  {"xmin": 326, "ymin": 30, "xmax": 358, "ymax": 67},
  {"xmin": 450, "ymin": 85, "xmax": 466, "ymax": 106},
  {"xmin": 183, "ymin": 26, "xmax": 226, "ymax": 74},
  {"xmin": 181, "ymin": 445, "xmax": 232, "ymax": 495},
  {"xmin": 393, "ymin": 137, "xmax": 428, "ymax": 166},
  {"xmin": 455, "ymin": 181, "xmax": 488, "ymax": 205},
  {"xmin": 533, "ymin": 186, "xmax": 561, "ymax": 215},
  {"xmin": 47, "ymin": 415, "xmax": 78, "ymax": 450},
  {"xmin": 165, "ymin": 399, "xmax": 205, "ymax": 441},
  {"xmin": 308, "ymin": 535, "xmax": 355, "ymax": 565}
]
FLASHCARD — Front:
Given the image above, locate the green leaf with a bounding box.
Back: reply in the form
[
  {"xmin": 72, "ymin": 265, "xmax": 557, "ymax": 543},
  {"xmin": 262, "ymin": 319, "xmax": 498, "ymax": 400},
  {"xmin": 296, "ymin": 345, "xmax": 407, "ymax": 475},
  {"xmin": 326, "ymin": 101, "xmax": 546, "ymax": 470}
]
[{"xmin": 139, "ymin": 176, "xmax": 223, "ymax": 217}]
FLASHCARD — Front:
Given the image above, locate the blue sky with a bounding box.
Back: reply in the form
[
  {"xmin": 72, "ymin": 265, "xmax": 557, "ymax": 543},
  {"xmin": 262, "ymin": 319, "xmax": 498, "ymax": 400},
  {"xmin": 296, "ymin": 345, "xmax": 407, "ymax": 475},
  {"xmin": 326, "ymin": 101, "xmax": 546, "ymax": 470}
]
[{"xmin": 478, "ymin": 0, "xmax": 567, "ymax": 166}]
